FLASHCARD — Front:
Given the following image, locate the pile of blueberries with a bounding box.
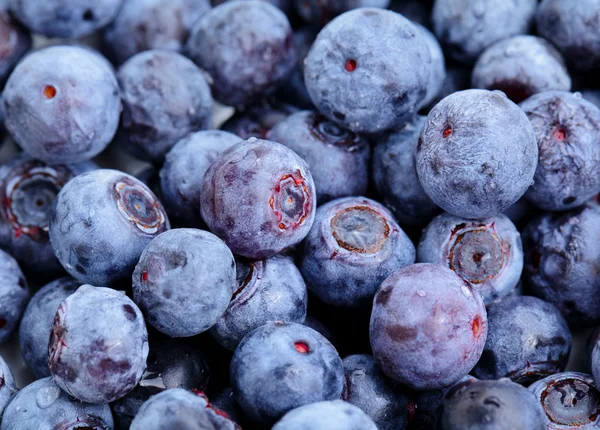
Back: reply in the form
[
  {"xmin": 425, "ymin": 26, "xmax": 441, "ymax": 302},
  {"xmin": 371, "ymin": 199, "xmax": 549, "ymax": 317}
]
[{"xmin": 1, "ymin": 0, "xmax": 600, "ymax": 428}]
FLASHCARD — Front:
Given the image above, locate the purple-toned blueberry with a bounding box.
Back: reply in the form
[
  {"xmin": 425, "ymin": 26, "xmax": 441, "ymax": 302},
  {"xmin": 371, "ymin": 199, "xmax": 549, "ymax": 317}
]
[
  {"xmin": 0, "ymin": 248, "xmax": 28, "ymax": 344},
  {"xmin": 519, "ymin": 91, "xmax": 600, "ymax": 211},
  {"xmin": 0, "ymin": 355, "xmax": 16, "ymax": 417},
  {"xmin": 294, "ymin": 0, "xmax": 389, "ymax": 26},
  {"xmin": 417, "ymin": 89, "xmax": 538, "ymax": 219},
  {"xmin": 102, "ymin": 0, "xmax": 212, "ymax": 65},
  {"xmin": 221, "ymin": 102, "xmax": 298, "ymax": 140},
  {"xmin": 529, "ymin": 372, "xmax": 600, "ymax": 429},
  {"xmin": 0, "ymin": 377, "xmax": 114, "ymax": 430},
  {"xmin": 300, "ymin": 196, "xmax": 416, "ymax": 308},
  {"xmin": 200, "ymin": 138, "xmax": 316, "ymax": 259},
  {"xmin": 267, "ymin": 111, "xmax": 371, "ymax": 203},
  {"xmin": 231, "ymin": 321, "xmax": 344, "ymax": 425},
  {"xmin": 272, "ymin": 400, "xmax": 378, "ymax": 430},
  {"xmin": 160, "ymin": 130, "xmax": 241, "ymax": 227},
  {"xmin": 132, "ymin": 228, "xmax": 236, "ymax": 337},
  {"xmin": 417, "ymin": 212, "xmax": 523, "ymax": 305},
  {"xmin": 187, "ymin": 0, "xmax": 296, "ymax": 107},
  {"xmin": 3, "ymin": 45, "xmax": 121, "ymax": 165},
  {"xmin": 0, "ymin": 153, "xmax": 96, "ymax": 279},
  {"xmin": 372, "ymin": 115, "xmax": 440, "ymax": 227},
  {"xmin": 210, "ymin": 255, "xmax": 307, "ymax": 350},
  {"xmin": 417, "ymin": 23, "xmax": 446, "ymax": 109},
  {"xmin": 370, "ymin": 263, "xmax": 487, "ymax": 390},
  {"xmin": 49, "ymin": 285, "xmax": 149, "ymax": 404},
  {"xmin": 49, "ymin": 169, "xmax": 170, "ymax": 286},
  {"xmin": 0, "ymin": 9, "xmax": 30, "ymax": 85},
  {"xmin": 116, "ymin": 50, "xmax": 213, "ymax": 163},
  {"xmin": 304, "ymin": 8, "xmax": 431, "ymax": 134}
]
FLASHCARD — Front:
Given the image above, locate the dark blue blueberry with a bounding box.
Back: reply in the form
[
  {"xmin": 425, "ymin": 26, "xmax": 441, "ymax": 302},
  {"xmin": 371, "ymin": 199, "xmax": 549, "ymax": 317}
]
[
  {"xmin": 271, "ymin": 400, "xmax": 378, "ymax": 430},
  {"xmin": 304, "ymin": 8, "xmax": 431, "ymax": 134},
  {"xmin": 49, "ymin": 169, "xmax": 170, "ymax": 286},
  {"xmin": 200, "ymin": 138, "xmax": 316, "ymax": 259},
  {"xmin": 210, "ymin": 255, "xmax": 307, "ymax": 350},
  {"xmin": 389, "ymin": 0, "xmax": 430, "ymax": 27},
  {"xmin": 0, "ymin": 377, "xmax": 114, "ymax": 430},
  {"xmin": 18, "ymin": 277, "xmax": 79, "ymax": 379},
  {"xmin": 3, "ymin": 45, "xmax": 121, "ymax": 164},
  {"xmin": 0, "ymin": 248, "xmax": 28, "ymax": 344},
  {"xmin": 372, "ymin": 115, "xmax": 440, "ymax": 227},
  {"xmin": 0, "ymin": 9, "xmax": 30, "ymax": 85},
  {"xmin": 370, "ymin": 263, "xmax": 487, "ymax": 390},
  {"xmin": 187, "ymin": 0, "xmax": 296, "ymax": 107},
  {"xmin": 267, "ymin": 111, "xmax": 371, "ymax": 203},
  {"xmin": 303, "ymin": 315, "xmax": 337, "ymax": 347},
  {"xmin": 160, "ymin": 130, "xmax": 241, "ymax": 227},
  {"xmin": 417, "ymin": 212, "xmax": 523, "ymax": 305},
  {"xmin": 48, "ymin": 285, "xmax": 149, "ymax": 403},
  {"xmin": 432, "ymin": 0, "xmax": 537, "ymax": 64},
  {"xmin": 221, "ymin": 102, "xmax": 298, "ymax": 140},
  {"xmin": 529, "ymin": 372, "xmax": 600, "ymax": 429},
  {"xmin": 0, "ymin": 354, "xmax": 16, "ymax": 416},
  {"xmin": 519, "ymin": 91, "xmax": 600, "ymax": 211},
  {"xmin": 300, "ymin": 196, "xmax": 415, "ymax": 307},
  {"xmin": 417, "ymin": 89, "xmax": 538, "ymax": 219},
  {"xmin": 294, "ymin": 0, "xmax": 389, "ymax": 26},
  {"xmin": 230, "ymin": 321, "xmax": 344, "ymax": 425},
  {"xmin": 417, "ymin": 23, "xmax": 446, "ymax": 109},
  {"xmin": 116, "ymin": 50, "xmax": 213, "ymax": 163}
]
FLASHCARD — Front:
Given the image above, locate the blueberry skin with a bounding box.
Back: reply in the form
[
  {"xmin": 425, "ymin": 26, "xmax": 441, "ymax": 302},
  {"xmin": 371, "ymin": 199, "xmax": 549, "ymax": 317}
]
[
  {"xmin": 160, "ymin": 130, "xmax": 241, "ymax": 227},
  {"xmin": 18, "ymin": 277, "xmax": 79, "ymax": 379},
  {"xmin": 200, "ymin": 138, "xmax": 316, "ymax": 259},
  {"xmin": 294, "ymin": 0, "xmax": 389, "ymax": 26},
  {"xmin": 529, "ymin": 372, "xmax": 600, "ymax": 429},
  {"xmin": 3, "ymin": 45, "xmax": 121, "ymax": 165},
  {"xmin": 211, "ymin": 255, "xmax": 307, "ymax": 350},
  {"xmin": 230, "ymin": 321, "xmax": 344, "ymax": 426},
  {"xmin": 132, "ymin": 228, "xmax": 236, "ymax": 337},
  {"xmin": 372, "ymin": 115, "xmax": 440, "ymax": 227},
  {"xmin": 519, "ymin": 91, "xmax": 600, "ymax": 211},
  {"xmin": 187, "ymin": 0, "xmax": 296, "ymax": 107},
  {"xmin": 432, "ymin": 0, "xmax": 537, "ymax": 64},
  {"xmin": 0, "ymin": 9, "xmax": 31, "ymax": 85},
  {"xmin": 0, "ymin": 355, "xmax": 16, "ymax": 416},
  {"xmin": 271, "ymin": 400, "xmax": 378, "ymax": 430},
  {"xmin": 440, "ymin": 378, "xmax": 545, "ymax": 430},
  {"xmin": 267, "ymin": 110, "xmax": 371, "ymax": 203},
  {"xmin": 49, "ymin": 169, "xmax": 170, "ymax": 286},
  {"xmin": 342, "ymin": 354, "xmax": 411, "ymax": 430},
  {"xmin": 417, "ymin": 212, "xmax": 523, "ymax": 305},
  {"xmin": 131, "ymin": 389, "xmax": 238, "ymax": 430},
  {"xmin": 221, "ymin": 102, "xmax": 298, "ymax": 140},
  {"xmin": 300, "ymin": 196, "xmax": 416, "ymax": 307},
  {"xmin": 49, "ymin": 285, "xmax": 149, "ymax": 404},
  {"xmin": 370, "ymin": 263, "xmax": 488, "ymax": 390},
  {"xmin": 304, "ymin": 8, "xmax": 431, "ymax": 134},
  {"xmin": 0, "ymin": 248, "xmax": 28, "ymax": 344},
  {"xmin": 472, "ymin": 36, "xmax": 571, "ymax": 104},
  {"xmin": 0, "ymin": 377, "xmax": 114, "ymax": 430},
  {"xmin": 416, "ymin": 89, "xmax": 538, "ymax": 219},
  {"xmin": 117, "ymin": 50, "xmax": 213, "ymax": 163},
  {"xmin": 582, "ymin": 89, "xmax": 600, "ymax": 110},
  {"xmin": 102, "ymin": 0, "xmax": 212, "ymax": 65},
  {"xmin": 417, "ymin": 23, "xmax": 446, "ymax": 109},
  {"xmin": 0, "ymin": 153, "xmax": 97, "ymax": 279}
]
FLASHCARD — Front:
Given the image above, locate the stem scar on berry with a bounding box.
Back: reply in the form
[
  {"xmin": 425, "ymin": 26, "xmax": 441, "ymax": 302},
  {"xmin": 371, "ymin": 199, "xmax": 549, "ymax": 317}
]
[
  {"xmin": 43, "ymin": 85, "xmax": 57, "ymax": 99},
  {"xmin": 344, "ymin": 59, "xmax": 357, "ymax": 72},
  {"xmin": 294, "ymin": 341, "xmax": 310, "ymax": 354},
  {"xmin": 443, "ymin": 126, "xmax": 452, "ymax": 138}
]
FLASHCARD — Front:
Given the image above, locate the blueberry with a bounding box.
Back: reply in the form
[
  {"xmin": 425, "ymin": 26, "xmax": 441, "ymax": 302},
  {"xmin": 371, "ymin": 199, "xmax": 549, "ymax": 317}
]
[
  {"xmin": 230, "ymin": 321, "xmax": 344, "ymax": 425},
  {"xmin": 529, "ymin": 372, "xmax": 600, "ymax": 429},
  {"xmin": 417, "ymin": 23, "xmax": 446, "ymax": 109},
  {"xmin": 3, "ymin": 45, "xmax": 121, "ymax": 165},
  {"xmin": 519, "ymin": 91, "xmax": 600, "ymax": 211},
  {"xmin": 102, "ymin": 0, "xmax": 212, "ymax": 65},
  {"xmin": 0, "ymin": 9, "xmax": 30, "ymax": 85},
  {"xmin": 0, "ymin": 153, "xmax": 97, "ymax": 279},
  {"xmin": 116, "ymin": 50, "xmax": 213, "ymax": 163},
  {"xmin": 187, "ymin": 0, "xmax": 296, "ymax": 106},
  {"xmin": 267, "ymin": 111, "xmax": 371, "ymax": 203},
  {"xmin": 221, "ymin": 102, "xmax": 298, "ymax": 140},
  {"xmin": 271, "ymin": 400, "xmax": 378, "ymax": 430},
  {"xmin": 583, "ymin": 89, "xmax": 600, "ymax": 110},
  {"xmin": 200, "ymin": 138, "xmax": 316, "ymax": 259},
  {"xmin": 472, "ymin": 36, "xmax": 571, "ymax": 103},
  {"xmin": 49, "ymin": 169, "xmax": 170, "ymax": 286},
  {"xmin": 342, "ymin": 354, "xmax": 412, "ymax": 430},
  {"xmin": 416, "ymin": 89, "xmax": 538, "ymax": 219},
  {"xmin": 417, "ymin": 212, "xmax": 523, "ymax": 305},
  {"xmin": 159, "ymin": 130, "xmax": 241, "ymax": 227},
  {"xmin": 0, "ymin": 248, "xmax": 28, "ymax": 344},
  {"xmin": 294, "ymin": 0, "xmax": 389, "ymax": 26},
  {"xmin": 300, "ymin": 196, "xmax": 416, "ymax": 307},
  {"xmin": 432, "ymin": 0, "xmax": 537, "ymax": 64},
  {"xmin": 372, "ymin": 115, "xmax": 440, "ymax": 227},
  {"xmin": 0, "ymin": 377, "xmax": 114, "ymax": 430},
  {"xmin": 422, "ymin": 64, "xmax": 472, "ymax": 111},
  {"xmin": 132, "ymin": 228, "xmax": 236, "ymax": 337},
  {"xmin": 49, "ymin": 285, "xmax": 149, "ymax": 403},
  {"xmin": 0, "ymin": 354, "xmax": 16, "ymax": 416},
  {"xmin": 304, "ymin": 8, "xmax": 431, "ymax": 134},
  {"xmin": 370, "ymin": 263, "xmax": 487, "ymax": 390},
  {"xmin": 389, "ymin": 0, "xmax": 430, "ymax": 27},
  {"xmin": 210, "ymin": 254, "xmax": 308, "ymax": 350}
]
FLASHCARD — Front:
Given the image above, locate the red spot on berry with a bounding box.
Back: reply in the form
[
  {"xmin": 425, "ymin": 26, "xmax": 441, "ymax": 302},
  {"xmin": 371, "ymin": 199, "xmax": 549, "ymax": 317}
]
[
  {"xmin": 294, "ymin": 341, "xmax": 309, "ymax": 354},
  {"xmin": 43, "ymin": 85, "xmax": 56, "ymax": 99},
  {"xmin": 344, "ymin": 59, "xmax": 357, "ymax": 72},
  {"xmin": 472, "ymin": 315, "xmax": 483, "ymax": 337},
  {"xmin": 141, "ymin": 271, "xmax": 148, "ymax": 282},
  {"xmin": 443, "ymin": 126, "xmax": 452, "ymax": 138},
  {"xmin": 554, "ymin": 128, "xmax": 566, "ymax": 141}
]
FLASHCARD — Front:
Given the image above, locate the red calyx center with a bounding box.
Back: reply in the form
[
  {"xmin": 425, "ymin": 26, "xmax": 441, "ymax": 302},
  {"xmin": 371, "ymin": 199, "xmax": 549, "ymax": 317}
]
[
  {"xmin": 443, "ymin": 126, "xmax": 452, "ymax": 138},
  {"xmin": 344, "ymin": 59, "xmax": 357, "ymax": 72},
  {"xmin": 554, "ymin": 128, "xmax": 566, "ymax": 141},
  {"xmin": 141, "ymin": 271, "xmax": 148, "ymax": 282},
  {"xmin": 43, "ymin": 85, "xmax": 57, "ymax": 99},
  {"xmin": 294, "ymin": 341, "xmax": 309, "ymax": 354},
  {"xmin": 472, "ymin": 315, "xmax": 482, "ymax": 337}
]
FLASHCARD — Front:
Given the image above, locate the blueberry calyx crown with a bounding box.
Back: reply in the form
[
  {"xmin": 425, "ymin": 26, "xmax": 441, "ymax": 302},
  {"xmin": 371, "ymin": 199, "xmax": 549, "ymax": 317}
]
[
  {"xmin": 309, "ymin": 113, "xmax": 361, "ymax": 149},
  {"xmin": 540, "ymin": 377, "xmax": 600, "ymax": 426},
  {"xmin": 270, "ymin": 171, "xmax": 311, "ymax": 231},
  {"xmin": 330, "ymin": 205, "xmax": 390, "ymax": 254},
  {"xmin": 114, "ymin": 179, "xmax": 166, "ymax": 234}
]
